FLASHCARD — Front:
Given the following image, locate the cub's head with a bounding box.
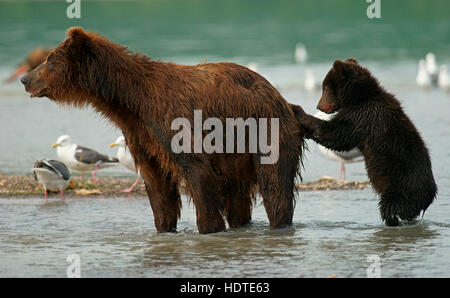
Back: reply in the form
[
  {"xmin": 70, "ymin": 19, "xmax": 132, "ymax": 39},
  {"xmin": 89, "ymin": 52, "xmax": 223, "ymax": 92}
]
[
  {"xmin": 317, "ymin": 58, "xmax": 377, "ymax": 113},
  {"xmin": 21, "ymin": 27, "xmax": 102, "ymax": 105}
]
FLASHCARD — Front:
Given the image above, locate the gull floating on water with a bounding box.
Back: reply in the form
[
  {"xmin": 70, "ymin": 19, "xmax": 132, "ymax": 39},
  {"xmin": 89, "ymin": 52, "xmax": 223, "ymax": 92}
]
[
  {"xmin": 32, "ymin": 159, "xmax": 71, "ymax": 203},
  {"xmin": 416, "ymin": 59, "xmax": 431, "ymax": 89},
  {"xmin": 110, "ymin": 136, "xmax": 141, "ymax": 192},
  {"xmin": 52, "ymin": 135, "xmax": 118, "ymax": 184},
  {"xmin": 295, "ymin": 43, "xmax": 308, "ymax": 64},
  {"xmin": 425, "ymin": 52, "xmax": 439, "ymax": 85},
  {"xmin": 314, "ymin": 111, "xmax": 364, "ymax": 180},
  {"xmin": 304, "ymin": 69, "xmax": 320, "ymax": 92},
  {"xmin": 438, "ymin": 65, "xmax": 449, "ymax": 91}
]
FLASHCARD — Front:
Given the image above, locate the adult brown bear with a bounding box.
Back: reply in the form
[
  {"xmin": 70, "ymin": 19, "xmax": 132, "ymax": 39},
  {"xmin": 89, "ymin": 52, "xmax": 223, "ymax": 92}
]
[{"xmin": 21, "ymin": 27, "xmax": 305, "ymax": 234}]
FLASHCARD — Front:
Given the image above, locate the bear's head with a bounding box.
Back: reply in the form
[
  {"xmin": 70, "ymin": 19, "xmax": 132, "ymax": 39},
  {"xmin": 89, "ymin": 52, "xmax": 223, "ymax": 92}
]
[
  {"xmin": 21, "ymin": 27, "xmax": 110, "ymax": 105},
  {"xmin": 317, "ymin": 58, "xmax": 378, "ymax": 114}
]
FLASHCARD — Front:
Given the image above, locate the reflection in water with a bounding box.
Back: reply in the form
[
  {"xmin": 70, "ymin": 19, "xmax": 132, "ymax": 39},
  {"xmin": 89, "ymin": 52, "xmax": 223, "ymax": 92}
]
[
  {"xmin": 365, "ymin": 222, "xmax": 438, "ymax": 257},
  {"xmin": 140, "ymin": 224, "xmax": 307, "ymax": 277},
  {"xmin": 371, "ymin": 223, "xmax": 438, "ymax": 245}
]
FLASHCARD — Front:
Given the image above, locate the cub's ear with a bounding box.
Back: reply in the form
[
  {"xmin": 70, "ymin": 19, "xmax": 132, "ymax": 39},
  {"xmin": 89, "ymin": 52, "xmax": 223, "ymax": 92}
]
[
  {"xmin": 345, "ymin": 57, "xmax": 358, "ymax": 64},
  {"xmin": 333, "ymin": 60, "xmax": 348, "ymax": 77}
]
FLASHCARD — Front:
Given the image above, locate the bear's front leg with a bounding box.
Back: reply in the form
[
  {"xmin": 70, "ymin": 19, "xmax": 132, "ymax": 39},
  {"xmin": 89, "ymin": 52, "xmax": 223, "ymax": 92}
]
[
  {"xmin": 144, "ymin": 180, "xmax": 181, "ymax": 233},
  {"xmin": 141, "ymin": 158, "xmax": 181, "ymax": 233}
]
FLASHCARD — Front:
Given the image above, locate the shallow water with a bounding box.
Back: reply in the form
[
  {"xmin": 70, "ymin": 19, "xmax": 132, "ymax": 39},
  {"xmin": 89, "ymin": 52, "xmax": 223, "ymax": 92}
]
[
  {"xmin": 0, "ymin": 0, "xmax": 450, "ymax": 277},
  {"xmin": 1, "ymin": 192, "xmax": 449, "ymax": 278}
]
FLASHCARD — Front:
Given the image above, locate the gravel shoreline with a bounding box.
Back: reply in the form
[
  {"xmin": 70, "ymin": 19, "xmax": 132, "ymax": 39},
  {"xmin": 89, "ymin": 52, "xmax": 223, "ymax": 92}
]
[{"xmin": 0, "ymin": 173, "xmax": 370, "ymax": 198}]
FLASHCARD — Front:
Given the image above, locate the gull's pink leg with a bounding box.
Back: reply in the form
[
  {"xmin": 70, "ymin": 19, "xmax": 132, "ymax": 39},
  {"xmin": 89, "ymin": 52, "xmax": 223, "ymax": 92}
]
[
  {"xmin": 339, "ymin": 163, "xmax": 346, "ymax": 180},
  {"xmin": 92, "ymin": 166, "xmax": 99, "ymax": 184},
  {"xmin": 60, "ymin": 189, "xmax": 65, "ymax": 202},
  {"xmin": 121, "ymin": 177, "xmax": 140, "ymax": 193}
]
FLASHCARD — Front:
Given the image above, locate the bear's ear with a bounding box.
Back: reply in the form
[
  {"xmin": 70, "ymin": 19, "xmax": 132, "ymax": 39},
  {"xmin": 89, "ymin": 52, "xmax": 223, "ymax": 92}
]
[
  {"xmin": 345, "ymin": 57, "xmax": 358, "ymax": 64},
  {"xmin": 66, "ymin": 27, "xmax": 92, "ymax": 50},
  {"xmin": 333, "ymin": 60, "xmax": 349, "ymax": 77},
  {"xmin": 67, "ymin": 27, "xmax": 88, "ymax": 42}
]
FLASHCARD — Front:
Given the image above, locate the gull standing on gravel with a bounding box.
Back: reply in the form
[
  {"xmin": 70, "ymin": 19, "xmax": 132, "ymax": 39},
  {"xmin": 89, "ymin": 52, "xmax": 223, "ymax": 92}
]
[
  {"xmin": 110, "ymin": 136, "xmax": 141, "ymax": 192},
  {"xmin": 52, "ymin": 135, "xmax": 118, "ymax": 184},
  {"xmin": 32, "ymin": 159, "xmax": 71, "ymax": 203}
]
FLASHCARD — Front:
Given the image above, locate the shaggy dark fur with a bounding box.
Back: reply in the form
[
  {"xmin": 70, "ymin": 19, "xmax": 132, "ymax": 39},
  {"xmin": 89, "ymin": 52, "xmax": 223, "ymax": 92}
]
[
  {"xmin": 291, "ymin": 58, "xmax": 437, "ymax": 226},
  {"xmin": 21, "ymin": 27, "xmax": 306, "ymax": 234}
]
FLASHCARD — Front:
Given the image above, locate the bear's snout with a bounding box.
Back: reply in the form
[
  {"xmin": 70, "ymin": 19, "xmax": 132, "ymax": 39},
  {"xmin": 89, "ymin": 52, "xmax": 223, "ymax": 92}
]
[
  {"xmin": 20, "ymin": 75, "xmax": 29, "ymax": 86},
  {"xmin": 21, "ymin": 70, "xmax": 48, "ymax": 98}
]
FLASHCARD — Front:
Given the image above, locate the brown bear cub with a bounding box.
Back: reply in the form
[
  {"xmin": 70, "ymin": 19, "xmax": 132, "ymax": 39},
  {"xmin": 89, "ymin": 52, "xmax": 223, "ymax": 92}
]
[
  {"xmin": 291, "ymin": 58, "xmax": 437, "ymax": 226},
  {"xmin": 21, "ymin": 27, "xmax": 306, "ymax": 234}
]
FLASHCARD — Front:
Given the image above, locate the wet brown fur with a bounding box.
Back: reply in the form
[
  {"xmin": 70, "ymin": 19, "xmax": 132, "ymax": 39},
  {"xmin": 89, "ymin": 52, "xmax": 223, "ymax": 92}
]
[
  {"xmin": 291, "ymin": 58, "xmax": 437, "ymax": 226},
  {"xmin": 22, "ymin": 27, "xmax": 305, "ymax": 234}
]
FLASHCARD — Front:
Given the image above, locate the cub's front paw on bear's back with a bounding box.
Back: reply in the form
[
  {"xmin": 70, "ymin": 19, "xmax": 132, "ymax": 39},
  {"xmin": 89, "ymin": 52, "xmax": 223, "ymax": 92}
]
[
  {"xmin": 289, "ymin": 104, "xmax": 315, "ymax": 138},
  {"xmin": 289, "ymin": 104, "xmax": 309, "ymax": 121}
]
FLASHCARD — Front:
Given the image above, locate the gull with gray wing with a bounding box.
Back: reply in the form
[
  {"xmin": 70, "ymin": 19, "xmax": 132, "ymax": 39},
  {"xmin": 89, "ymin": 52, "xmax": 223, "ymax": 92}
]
[
  {"xmin": 32, "ymin": 159, "xmax": 71, "ymax": 203},
  {"xmin": 52, "ymin": 135, "xmax": 118, "ymax": 184}
]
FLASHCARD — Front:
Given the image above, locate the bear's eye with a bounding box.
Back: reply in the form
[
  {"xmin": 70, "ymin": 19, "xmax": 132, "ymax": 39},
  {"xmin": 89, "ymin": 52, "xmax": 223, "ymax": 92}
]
[
  {"xmin": 47, "ymin": 53, "xmax": 55, "ymax": 62},
  {"xmin": 46, "ymin": 55, "xmax": 56, "ymax": 68}
]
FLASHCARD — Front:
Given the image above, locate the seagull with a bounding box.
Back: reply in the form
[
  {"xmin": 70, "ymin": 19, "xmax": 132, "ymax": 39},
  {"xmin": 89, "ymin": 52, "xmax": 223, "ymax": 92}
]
[
  {"xmin": 32, "ymin": 159, "xmax": 71, "ymax": 203},
  {"xmin": 425, "ymin": 52, "xmax": 438, "ymax": 85},
  {"xmin": 295, "ymin": 43, "xmax": 308, "ymax": 64},
  {"xmin": 416, "ymin": 59, "xmax": 431, "ymax": 89},
  {"xmin": 246, "ymin": 62, "xmax": 258, "ymax": 72},
  {"xmin": 304, "ymin": 69, "xmax": 320, "ymax": 91},
  {"xmin": 6, "ymin": 47, "xmax": 51, "ymax": 83},
  {"xmin": 51, "ymin": 135, "xmax": 119, "ymax": 184},
  {"xmin": 438, "ymin": 65, "xmax": 449, "ymax": 91},
  {"xmin": 314, "ymin": 111, "xmax": 364, "ymax": 180},
  {"xmin": 110, "ymin": 136, "xmax": 141, "ymax": 192}
]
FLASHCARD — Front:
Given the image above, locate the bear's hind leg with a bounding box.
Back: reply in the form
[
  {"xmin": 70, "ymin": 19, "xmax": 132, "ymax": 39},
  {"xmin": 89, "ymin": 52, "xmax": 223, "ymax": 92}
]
[
  {"xmin": 258, "ymin": 157, "xmax": 297, "ymax": 228},
  {"xmin": 224, "ymin": 184, "xmax": 254, "ymax": 228},
  {"xmin": 380, "ymin": 194, "xmax": 434, "ymax": 226},
  {"xmin": 186, "ymin": 167, "xmax": 226, "ymax": 234},
  {"xmin": 378, "ymin": 189, "xmax": 432, "ymax": 226},
  {"xmin": 379, "ymin": 194, "xmax": 404, "ymax": 226}
]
